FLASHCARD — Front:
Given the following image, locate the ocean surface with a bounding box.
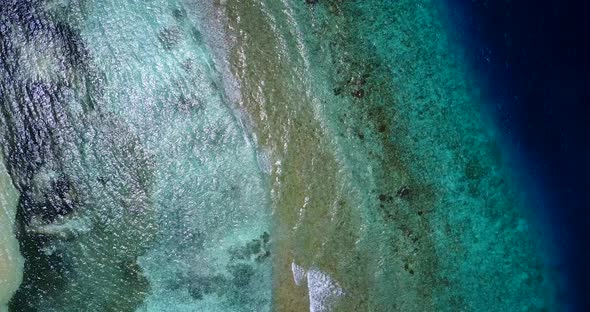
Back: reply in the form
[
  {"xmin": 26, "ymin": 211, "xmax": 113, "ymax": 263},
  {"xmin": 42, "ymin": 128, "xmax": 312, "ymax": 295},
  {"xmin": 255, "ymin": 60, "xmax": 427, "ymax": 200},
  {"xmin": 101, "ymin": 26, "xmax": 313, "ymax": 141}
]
[
  {"xmin": 444, "ymin": 1, "xmax": 590, "ymax": 310},
  {"xmin": 0, "ymin": 0, "xmax": 586, "ymax": 311}
]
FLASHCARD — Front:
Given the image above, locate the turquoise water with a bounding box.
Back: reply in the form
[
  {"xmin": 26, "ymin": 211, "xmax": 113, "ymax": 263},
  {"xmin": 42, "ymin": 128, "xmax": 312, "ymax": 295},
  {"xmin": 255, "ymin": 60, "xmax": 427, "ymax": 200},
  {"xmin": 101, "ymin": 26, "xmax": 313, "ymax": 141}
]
[
  {"xmin": 81, "ymin": 1, "xmax": 272, "ymax": 311},
  {"xmin": 0, "ymin": 0, "xmax": 561, "ymax": 311},
  {"xmin": 2, "ymin": 1, "xmax": 270, "ymax": 311}
]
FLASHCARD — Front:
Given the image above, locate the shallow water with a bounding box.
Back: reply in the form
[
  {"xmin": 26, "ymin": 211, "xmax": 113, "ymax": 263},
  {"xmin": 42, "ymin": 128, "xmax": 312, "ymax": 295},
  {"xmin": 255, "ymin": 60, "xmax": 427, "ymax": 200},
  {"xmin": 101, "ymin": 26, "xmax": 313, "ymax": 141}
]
[{"xmin": 0, "ymin": 0, "xmax": 565, "ymax": 311}]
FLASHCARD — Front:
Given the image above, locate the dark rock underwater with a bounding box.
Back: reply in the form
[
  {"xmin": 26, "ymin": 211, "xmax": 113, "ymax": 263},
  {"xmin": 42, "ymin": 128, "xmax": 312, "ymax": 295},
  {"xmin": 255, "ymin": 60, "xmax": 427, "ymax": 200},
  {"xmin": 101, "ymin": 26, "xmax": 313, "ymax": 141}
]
[{"xmin": 1, "ymin": 1, "xmax": 157, "ymax": 310}]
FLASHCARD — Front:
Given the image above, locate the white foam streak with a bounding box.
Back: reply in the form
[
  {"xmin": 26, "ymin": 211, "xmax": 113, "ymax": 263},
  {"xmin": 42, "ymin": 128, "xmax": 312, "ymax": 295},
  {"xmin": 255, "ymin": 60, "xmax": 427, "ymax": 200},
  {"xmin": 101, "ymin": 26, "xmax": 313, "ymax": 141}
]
[{"xmin": 291, "ymin": 262, "xmax": 345, "ymax": 312}]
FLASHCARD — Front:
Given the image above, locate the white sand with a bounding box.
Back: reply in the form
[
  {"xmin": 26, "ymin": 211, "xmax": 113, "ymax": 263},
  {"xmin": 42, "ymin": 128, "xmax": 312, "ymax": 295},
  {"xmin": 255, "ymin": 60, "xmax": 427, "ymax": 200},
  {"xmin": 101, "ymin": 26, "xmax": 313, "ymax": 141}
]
[{"xmin": 0, "ymin": 153, "xmax": 23, "ymax": 311}]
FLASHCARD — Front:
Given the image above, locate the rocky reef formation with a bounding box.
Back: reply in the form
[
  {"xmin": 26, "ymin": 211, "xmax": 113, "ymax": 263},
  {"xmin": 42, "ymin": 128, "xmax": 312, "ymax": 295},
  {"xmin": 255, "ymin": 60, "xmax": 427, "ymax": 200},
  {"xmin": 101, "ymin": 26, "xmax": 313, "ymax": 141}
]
[{"xmin": 219, "ymin": 0, "xmax": 556, "ymax": 311}]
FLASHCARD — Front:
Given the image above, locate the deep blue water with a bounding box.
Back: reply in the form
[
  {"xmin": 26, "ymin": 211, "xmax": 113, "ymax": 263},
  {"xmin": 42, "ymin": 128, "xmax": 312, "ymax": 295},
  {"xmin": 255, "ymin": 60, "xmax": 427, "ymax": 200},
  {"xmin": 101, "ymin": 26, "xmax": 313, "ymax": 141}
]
[{"xmin": 445, "ymin": 0, "xmax": 590, "ymax": 310}]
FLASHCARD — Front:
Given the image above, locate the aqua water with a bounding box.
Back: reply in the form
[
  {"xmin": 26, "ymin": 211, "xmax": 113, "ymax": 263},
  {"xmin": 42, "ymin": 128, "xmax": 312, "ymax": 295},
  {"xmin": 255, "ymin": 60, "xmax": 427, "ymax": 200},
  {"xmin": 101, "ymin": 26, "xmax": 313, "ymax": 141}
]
[{"xmin": 0, "ymin": 0, "xmax": 571, "ymax": 311}]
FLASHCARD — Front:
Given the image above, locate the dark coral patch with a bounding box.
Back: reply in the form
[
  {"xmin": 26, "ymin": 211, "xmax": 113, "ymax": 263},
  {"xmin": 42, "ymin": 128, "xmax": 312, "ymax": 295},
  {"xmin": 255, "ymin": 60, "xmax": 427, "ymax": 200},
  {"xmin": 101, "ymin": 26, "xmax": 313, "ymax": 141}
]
[
  {"xmin": 351, "ymin": 88, "xmax": 365, "ymax": 98},
  {"xmin": 158, "ymin": 27, "xmax": 183, "ymax": 50}
]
